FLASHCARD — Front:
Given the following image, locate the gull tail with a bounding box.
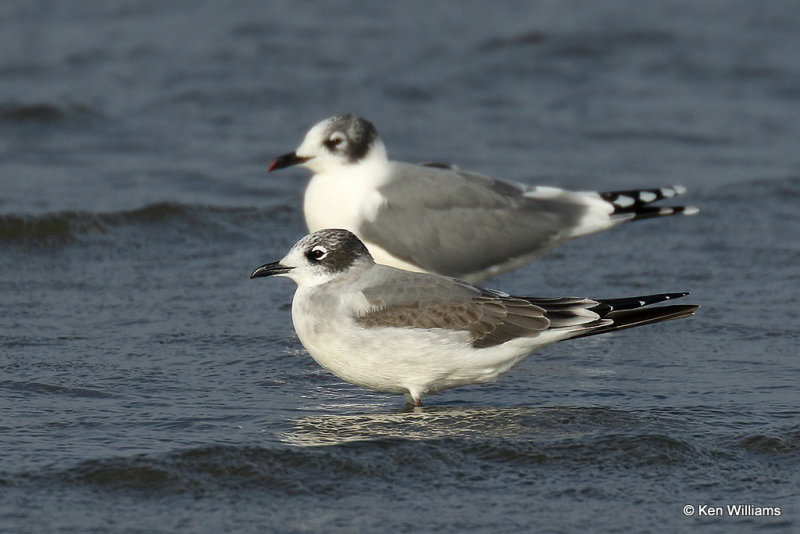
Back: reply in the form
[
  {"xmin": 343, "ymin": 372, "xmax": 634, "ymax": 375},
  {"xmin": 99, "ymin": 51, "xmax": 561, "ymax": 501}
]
[
  {"xmin": 570, "ymin": 292, "xmax": 699, "ymax": 339},
  {"xmin": 599, "ymin": 185, "xmax": 699, "ymax": 221}
]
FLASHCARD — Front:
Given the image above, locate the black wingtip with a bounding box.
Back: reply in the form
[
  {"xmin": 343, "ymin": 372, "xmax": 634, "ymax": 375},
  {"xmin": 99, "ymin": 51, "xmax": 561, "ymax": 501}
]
[
  {"xmin": 600, "ymin": 186, "xmax": 698, "ymax": 219},
  {"xmin": 571, "ymin": 303, "xmax": 699, "ymax": 339},
  {"xmin": 592, "ymin": 292, "xmax": 691, "ymax": 313}
]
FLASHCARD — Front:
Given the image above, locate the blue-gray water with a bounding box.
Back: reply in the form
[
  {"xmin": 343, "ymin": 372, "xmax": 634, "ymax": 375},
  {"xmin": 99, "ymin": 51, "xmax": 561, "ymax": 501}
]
[{"xmin": 2, "ymin": 1, "xmax": 798, "ymax": 532}]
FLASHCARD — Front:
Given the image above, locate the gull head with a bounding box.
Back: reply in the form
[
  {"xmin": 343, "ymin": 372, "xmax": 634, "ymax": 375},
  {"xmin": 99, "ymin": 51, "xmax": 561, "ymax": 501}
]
[
  {"xmin": 251, "ymin": 229, "xmax": 375, "ymax": 287},
  {"xmin": 268, "ymin": 114, "xmax": 386, "ymax": 175}
]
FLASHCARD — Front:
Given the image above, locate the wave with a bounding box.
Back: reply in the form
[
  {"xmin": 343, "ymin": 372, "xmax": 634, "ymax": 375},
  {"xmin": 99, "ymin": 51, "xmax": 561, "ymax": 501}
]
[
  {"xmin": 708, "ymin": 175, "xmax": 800, "ymax": 200},
  {"xmin": 0, "ymin": 380, "xmax": 114, "ymax": 399},
  {"xmin": 483, "ymin": 28, "xmax": 675, "ymax": 54},
  {"xmin": 9, "ymin": 407, "xmax": 798, "ymax": 499},
  {"xmin": 21, "ymin": 408, "xmax": 678, "ymax": 493},
  {"xmin": 0, "ymin": 202, "xmax": 295, "ymax": 245},
  {"xmin": 583, "ymin": 128, "xmax": 729, "ymax": 145},
  {"xmin": 0, "ymin": 102, "xmax": 102, "ymax": 124},
  {"xmin": 56, "ymin": 445, "xmax": 354, "ymax": 495},
  {"xmin": 38, "ymin": 434, "xmax": 702, "ymax": 497},
  {"xmin": 733, "ymin": 430, "xmax": 800, "ymax": 456}
]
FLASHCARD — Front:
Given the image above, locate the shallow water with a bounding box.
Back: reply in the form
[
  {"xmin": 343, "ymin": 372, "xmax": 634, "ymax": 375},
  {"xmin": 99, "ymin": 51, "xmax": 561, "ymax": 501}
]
[{"xmin": 1, "ymin": 1, "xmax": 799, "ymax": 532}]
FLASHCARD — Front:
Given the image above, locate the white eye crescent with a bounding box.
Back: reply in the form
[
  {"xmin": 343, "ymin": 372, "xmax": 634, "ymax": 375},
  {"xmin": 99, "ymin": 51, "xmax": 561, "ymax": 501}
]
[
  {"xmin": 325, "ymin": 132, "xmax": 347, "ymax": 149},
  {"xmin": 307, "ymin": 245, "xmax": 328, "ymax": 261}
]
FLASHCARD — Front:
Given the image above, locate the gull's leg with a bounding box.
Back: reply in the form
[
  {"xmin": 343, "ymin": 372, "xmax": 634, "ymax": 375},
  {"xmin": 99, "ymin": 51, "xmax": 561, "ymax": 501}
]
[{"xmin": 404, "ymin": 392, "xmax": 422, "ymax": 407}]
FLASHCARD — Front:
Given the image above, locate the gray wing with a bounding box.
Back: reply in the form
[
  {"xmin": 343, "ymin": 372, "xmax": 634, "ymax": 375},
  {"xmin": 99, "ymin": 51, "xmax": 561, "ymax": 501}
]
[
  {"xmin": 353, "ymin": 267, "xmax": 551, "ymax": 348},
  {"xmin": 353, "ymin": 269, "xmax": 696, "ymax": 348},
  {"xmin": 357, "ymin": 162, "xmax": 593, "ymax": 279}
]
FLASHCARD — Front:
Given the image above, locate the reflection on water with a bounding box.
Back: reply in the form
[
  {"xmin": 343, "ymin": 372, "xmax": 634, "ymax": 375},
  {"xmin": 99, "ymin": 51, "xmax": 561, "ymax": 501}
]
[{"xmin": 281, "ymin": 405, "xmax": 644, "ymax": 447}]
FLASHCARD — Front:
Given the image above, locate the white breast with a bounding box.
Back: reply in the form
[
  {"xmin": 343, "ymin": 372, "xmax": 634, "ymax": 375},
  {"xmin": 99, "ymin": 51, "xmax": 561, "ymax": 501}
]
[
  {"xmin": 303, "ymin": 156, "xmax": 390, "ymax": 234},
  {"xmin": 290, "ymin": 285, "xmax": 558, "ymax": 398}
]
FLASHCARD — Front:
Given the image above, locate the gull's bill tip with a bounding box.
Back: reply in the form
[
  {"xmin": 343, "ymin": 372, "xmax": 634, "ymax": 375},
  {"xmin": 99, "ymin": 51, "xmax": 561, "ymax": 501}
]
[
  {"xmin": 250, "ymin": 261, "xmax": 294, "ymax": 279},
  {"xmin": 268, "ymin": 151, "xmax": 311, "ymax": 172}
]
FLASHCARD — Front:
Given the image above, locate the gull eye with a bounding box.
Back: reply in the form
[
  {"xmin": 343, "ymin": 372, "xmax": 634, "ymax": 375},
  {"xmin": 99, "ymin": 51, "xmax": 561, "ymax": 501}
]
[
  {"xmin": 324, "ymin": 132, "xmax": 346, "ymax": 150},
  {"xmin": 306, "ymin": 245, "xmax": 328, "ymax": 262}
]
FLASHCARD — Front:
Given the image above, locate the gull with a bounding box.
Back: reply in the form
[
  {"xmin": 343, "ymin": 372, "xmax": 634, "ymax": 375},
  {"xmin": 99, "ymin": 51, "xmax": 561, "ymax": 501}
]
[
  {"xmin": 250, "ymin": 229, "xmax": 698, "ymax": 406},
  {"xmin": 268, "ymin": 114, "xmax": 698, "ymax": 283}
]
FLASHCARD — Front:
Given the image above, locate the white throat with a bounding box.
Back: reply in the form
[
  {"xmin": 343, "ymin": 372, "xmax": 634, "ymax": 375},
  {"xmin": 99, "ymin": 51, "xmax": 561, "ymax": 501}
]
[{"xmin": 303, "ymin": 141, "xmax": 390, "ymax": 233}]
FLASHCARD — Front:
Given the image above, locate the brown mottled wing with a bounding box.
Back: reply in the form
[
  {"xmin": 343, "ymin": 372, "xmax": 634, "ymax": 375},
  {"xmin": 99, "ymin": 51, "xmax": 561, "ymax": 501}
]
[{"xmin": 355, "ymin": 295, "xmax": 550, "ymax": 349}]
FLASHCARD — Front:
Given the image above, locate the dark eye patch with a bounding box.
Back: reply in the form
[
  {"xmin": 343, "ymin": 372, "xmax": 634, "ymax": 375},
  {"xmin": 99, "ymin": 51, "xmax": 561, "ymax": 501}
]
[
  {"xmin": 306, "ymin": 247, "xmax": 327, "ymax": 261},
  {"xmin": 324, "ymin": 137, "xmax": 343, "ymax": 150}
]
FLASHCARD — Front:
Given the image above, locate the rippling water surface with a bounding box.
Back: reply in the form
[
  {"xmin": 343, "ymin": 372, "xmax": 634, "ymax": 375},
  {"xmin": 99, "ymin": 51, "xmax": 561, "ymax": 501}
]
[{"xmin": 2, "ymin": 1, "xmax": 799, "ymax": 532}]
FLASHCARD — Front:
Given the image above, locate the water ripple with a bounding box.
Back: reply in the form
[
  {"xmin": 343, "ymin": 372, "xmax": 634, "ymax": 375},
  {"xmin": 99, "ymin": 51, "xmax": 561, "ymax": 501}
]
[{"xmin": 0, "ymin": 202, "xmax": 293, "ymax": 245}]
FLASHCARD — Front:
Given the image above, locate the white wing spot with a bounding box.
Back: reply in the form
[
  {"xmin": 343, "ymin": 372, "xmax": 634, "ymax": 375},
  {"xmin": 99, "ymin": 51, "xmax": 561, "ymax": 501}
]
[
  {"xmin": 524, "ymin": 186, "xmax": 565, "ymax": 199},
  {"xmin": 639, "ymin": 192, "xmax": 657, "ymax": 203},
  {"xmin": 613, "ymin": 195, "xmax": 635, "ymax": 208},
  {"xmin": 671, "ymin": 185, "xmax": 687, "ymax": 196}
]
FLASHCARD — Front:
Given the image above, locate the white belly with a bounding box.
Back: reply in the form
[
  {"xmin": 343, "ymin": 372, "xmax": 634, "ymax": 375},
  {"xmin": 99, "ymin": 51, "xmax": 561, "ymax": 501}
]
[{"xmin": 290, "ymin": 288, "xmax": 555, "ymax": 398}]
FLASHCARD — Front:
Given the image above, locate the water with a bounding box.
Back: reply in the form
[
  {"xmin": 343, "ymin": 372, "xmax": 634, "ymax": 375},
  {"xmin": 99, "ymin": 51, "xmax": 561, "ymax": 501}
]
[{"xmin": 1, "ymin": 1, "xmax": 798, "ymax": 532}]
